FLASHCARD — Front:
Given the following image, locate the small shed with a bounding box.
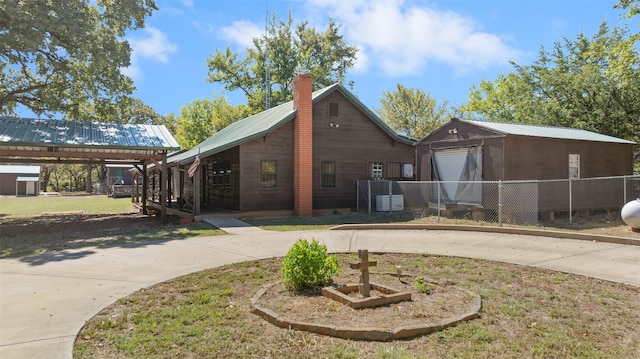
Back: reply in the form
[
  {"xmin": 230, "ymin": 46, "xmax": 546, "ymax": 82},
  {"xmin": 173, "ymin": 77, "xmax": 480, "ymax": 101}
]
[
  {"xmin": 0, "ymin": 165, "xmax": 41, "ymax": 196},
  {"xmin": 415, "ymin": 118, "xmax": 635, "ymax": 212}
]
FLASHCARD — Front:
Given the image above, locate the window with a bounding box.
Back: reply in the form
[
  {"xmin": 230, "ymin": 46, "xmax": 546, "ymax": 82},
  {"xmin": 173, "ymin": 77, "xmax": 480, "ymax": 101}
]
[
  {"xmin": 569, "ymin": 154, "xmax": 580, "ymax": 179},
  {"xmin": 328, "ymin": 102, "xmax": 339, "ymax": 118},
  {"xmin": 213, "ymin": 161, "xmax": 232, "ymax": 188},
  {"xmin": 212, "ymin": 162, "xmax": 222, "ymax": 187},
  {"xmin": 261, "ymin": 160, "xmax": 277, "ymax": 188},
  {"xmin": 371, "ymin": 162, "xmax": 383, "ymax": 180},
  {"xmin": 387, "ymin": 162, "xmax": 401, "ymax": 180},
  {"xmin": 321, "ymin": 161, "xmax": 336, "ymax": 188}
]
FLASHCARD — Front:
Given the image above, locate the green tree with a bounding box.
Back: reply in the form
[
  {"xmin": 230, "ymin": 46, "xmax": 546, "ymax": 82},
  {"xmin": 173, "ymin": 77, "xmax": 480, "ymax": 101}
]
[
  {"xmin": 378, "ymin": 84, "xmax": 451, "ymax": 139},
  {"xmin": 462, "ymin": 22, "xmax": 640, "ymax": 167},
  {"xmin": 68, "ymin": 98, "xmax": 162, "ymax": 124},
  {"xmin": 0, "ymin": 0, "xmax": 157, "ymax": 116},
  {"xmin": 616, "ymin": 0, "xmax": 640, "ymax": 19},
  {"xmin": 175, "ymin": 96, "xmax": 249, "ymax": 149},
  {"xmin": 206, "ymin": 12, "xmax": 357, "ymax": 113}
]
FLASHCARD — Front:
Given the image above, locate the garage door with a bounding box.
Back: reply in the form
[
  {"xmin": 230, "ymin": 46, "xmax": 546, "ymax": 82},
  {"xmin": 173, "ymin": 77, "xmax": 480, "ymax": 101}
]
[{"xmin": 431, "ymin": 146, "xmax": 482, "ymax": 205}]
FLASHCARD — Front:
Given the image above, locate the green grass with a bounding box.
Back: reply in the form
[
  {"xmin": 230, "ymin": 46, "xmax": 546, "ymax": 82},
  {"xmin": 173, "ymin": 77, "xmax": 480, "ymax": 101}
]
[
  {"xmin": 74, "ymin": 254, "xmax": 640, "ymax": 358},
  {"xmin": 0, "ymin": 195, "xmax": 224, "ymax": 258},
  {"xmin": 0, "ymin": 194, "xmax": 135, "ymax": 216}
]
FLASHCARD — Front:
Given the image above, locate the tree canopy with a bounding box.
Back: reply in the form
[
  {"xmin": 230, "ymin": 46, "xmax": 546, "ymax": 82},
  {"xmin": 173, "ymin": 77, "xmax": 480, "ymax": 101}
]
[
  {"xmin": 175, "ymin": 96, "xmax": 249, "ymax": 149},
  {"xmin": 378, "ymin": 84, "xmax": 451, "ymax": 139},
  {"xmin": 461, "ymin": 22, "xmax": 640, "ymax": 167},
  {"xmin": 0, "ymin": 0, "xmax": 157, "ymax": 117},
  {"xmin": 206, "ymin": 12, "xmax": 358, "ymax": 113}
]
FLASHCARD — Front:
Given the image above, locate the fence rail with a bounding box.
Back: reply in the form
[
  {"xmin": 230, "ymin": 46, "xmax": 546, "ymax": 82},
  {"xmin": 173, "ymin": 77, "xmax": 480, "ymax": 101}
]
[{"xmin": 357, "ymin": 175, "xmax": 640, "ymax": 226}]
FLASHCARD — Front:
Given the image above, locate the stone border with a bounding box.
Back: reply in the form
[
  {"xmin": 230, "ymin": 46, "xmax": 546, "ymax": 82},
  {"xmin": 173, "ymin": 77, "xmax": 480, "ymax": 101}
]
[
  {"xmin": 250, "ymin": 281, "xmax": 482, "ymax": 341},
  {"xmin": 330, "ymin": 223, "xmax": 640, "ymax": 246}
]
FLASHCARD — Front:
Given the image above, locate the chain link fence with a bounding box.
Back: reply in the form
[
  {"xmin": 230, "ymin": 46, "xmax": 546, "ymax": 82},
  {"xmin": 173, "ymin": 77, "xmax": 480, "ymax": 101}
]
[{"xmin": 357, "ymin": 175, "xmax": 640, "ymax": 226}]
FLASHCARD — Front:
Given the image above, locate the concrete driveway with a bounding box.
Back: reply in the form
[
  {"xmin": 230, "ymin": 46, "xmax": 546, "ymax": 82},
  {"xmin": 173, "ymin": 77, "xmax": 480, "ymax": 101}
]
[{"xmin": 1, "ymin": 225, "xmax": 639, "ymax": 358}]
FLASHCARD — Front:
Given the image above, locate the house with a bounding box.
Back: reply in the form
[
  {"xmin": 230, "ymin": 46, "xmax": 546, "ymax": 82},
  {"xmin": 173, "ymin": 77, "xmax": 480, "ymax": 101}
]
[
  {"xmin": 414, "ymin": 117, "xmax": 635, "ymax": 213},
  {"xmin": 165, "ymin": 73, "xmax": 416, "ymax": 217},
  {"xmin": 0, "ymin": 165, "xmax": 40, "ymax": 196}
]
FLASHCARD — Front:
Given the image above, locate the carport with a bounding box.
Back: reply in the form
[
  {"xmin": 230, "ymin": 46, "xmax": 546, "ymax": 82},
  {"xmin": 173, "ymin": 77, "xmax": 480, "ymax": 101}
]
[{"xmin": 0, "ymin": 117, "xmax": 180, "ymax": 223}]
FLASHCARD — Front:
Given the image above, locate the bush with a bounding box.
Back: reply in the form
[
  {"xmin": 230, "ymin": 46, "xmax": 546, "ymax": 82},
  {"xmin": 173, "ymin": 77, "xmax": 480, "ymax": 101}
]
[
  {"xmin": 414, "ymin": 276, "xmax": 433, "ymax": 294},
  {"xmin": 281, "ymin": 238, "xmax": 338, "ymax": 291}
]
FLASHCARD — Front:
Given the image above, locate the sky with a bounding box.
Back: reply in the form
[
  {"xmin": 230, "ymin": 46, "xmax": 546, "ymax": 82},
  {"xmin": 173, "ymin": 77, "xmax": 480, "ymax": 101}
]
[{"xmin": 108, "ymin": 0, "xmax": 630, "ymax": 117}]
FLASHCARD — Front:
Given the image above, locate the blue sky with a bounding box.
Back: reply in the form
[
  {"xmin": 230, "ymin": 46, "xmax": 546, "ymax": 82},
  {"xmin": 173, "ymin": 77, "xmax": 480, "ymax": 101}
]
[{"xmin": 119, "ymin": 0, "xmax": 628, "ymax": 117}]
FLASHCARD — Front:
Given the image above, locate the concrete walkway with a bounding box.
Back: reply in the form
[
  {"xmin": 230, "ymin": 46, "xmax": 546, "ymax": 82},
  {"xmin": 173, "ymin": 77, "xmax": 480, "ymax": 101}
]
[{"xmin": 1, "ymin": 225, "xmax": 639, "ymax": 359}]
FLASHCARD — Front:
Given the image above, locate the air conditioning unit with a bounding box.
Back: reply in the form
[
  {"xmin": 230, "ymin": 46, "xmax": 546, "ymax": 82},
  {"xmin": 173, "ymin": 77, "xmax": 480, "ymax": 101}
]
[{"xmin": 376, "ymin": 195, "xmax": 404, "ymax": 211}]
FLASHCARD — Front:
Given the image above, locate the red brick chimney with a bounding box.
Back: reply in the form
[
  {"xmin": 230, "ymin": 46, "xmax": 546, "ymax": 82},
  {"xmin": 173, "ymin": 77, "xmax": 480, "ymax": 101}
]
[{"xmin": 292, "ymin": 71, "xmax": 313, "ymax": 217}]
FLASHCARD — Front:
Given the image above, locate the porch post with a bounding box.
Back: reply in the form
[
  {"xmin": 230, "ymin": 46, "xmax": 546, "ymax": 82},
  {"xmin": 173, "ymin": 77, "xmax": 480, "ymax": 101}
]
[
  {"xmin": 142, "ymin": 163, "xmax": 148, "ymax": 215},
  {"xmin": 161, "ymin": 151, "xmax": 168, "ymax": 224}
]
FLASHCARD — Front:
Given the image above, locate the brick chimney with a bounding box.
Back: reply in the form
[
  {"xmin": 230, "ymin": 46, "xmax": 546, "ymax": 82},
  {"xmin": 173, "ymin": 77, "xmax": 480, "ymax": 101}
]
[{"xmin": 292, "ymin": 71, "xmax": 313, "ymax": 217}]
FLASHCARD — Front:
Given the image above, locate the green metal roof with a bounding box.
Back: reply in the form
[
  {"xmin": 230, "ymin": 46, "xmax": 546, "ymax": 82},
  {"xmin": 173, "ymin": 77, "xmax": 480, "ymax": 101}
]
[
  {"xmin": 171, "ymin": 83, "xmax": 416, "ymax": 165},
  {"xmin": 0, "ymin": 117, "xmax": 180, "ymax": 150},
  {"xmin": 460, "ymin": 119, "xmax": 635, "ymax": 144}
]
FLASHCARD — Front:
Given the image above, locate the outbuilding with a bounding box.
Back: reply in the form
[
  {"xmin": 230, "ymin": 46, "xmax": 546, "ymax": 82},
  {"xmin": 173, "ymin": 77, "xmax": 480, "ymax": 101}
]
[
  {"xmin": 415, "ymin": 118, "xmax": 635, "ymax": 213},
  {"xmin": 0, "ymin": 165, "xmax": 40, "ymax": 196}
]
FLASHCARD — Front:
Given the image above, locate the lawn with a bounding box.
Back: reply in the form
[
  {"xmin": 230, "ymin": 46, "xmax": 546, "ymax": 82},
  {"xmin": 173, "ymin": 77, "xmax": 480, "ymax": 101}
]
[
  {"xmin": 74, "ymin": 253, "xmax": 640, "ymax": 358},
  {"xmin": 0, "ymin": 194, "xmax": 136, "ymax": 216},
  {"xmin": 0, "ymin": 195, "xmax": 224, "ymax": 258}
]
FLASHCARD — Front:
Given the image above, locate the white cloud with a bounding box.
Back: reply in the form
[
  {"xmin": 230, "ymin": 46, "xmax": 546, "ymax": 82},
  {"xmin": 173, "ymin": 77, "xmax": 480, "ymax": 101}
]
[
  {"xmin": 122, "ymin": 27, "xmax": 178, "ymax": 80},
  {"xmin": 220, "ymin": 20, "xmax": 265, "ymax": 48},
  {"xmin": 305, "ymin": 0, "xmax": 522, "ymax": 76}
]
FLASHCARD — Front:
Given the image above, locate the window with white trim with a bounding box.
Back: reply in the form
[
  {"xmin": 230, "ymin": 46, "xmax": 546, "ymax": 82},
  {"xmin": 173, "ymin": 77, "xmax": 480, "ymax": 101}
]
[{"xmin": 370, "ymin": 162, "xmax": 383, "ymax": 180}]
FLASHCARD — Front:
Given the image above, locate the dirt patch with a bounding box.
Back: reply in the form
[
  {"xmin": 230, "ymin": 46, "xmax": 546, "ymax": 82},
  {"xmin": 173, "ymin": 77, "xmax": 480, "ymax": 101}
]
[
  {"xmin": 256, "ymin": 272, "xmax": 477, "ymax": 331},
  {"xmin": 1, "ymin": 213, "xmax": 158, "ymax": 240},
  {"xmin": 0, "ymin": 213, "xmax": 212, "ymax": 258}
]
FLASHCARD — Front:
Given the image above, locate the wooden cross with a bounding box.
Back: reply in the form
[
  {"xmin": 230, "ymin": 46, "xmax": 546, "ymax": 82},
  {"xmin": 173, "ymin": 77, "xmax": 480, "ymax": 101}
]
[{"xmin": 350, "ymin": 249, "xmax": 377, "ymax": 297}]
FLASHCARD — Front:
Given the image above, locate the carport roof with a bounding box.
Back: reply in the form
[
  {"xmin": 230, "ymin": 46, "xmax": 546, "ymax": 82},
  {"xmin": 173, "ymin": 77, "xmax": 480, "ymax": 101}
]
[{"xmin": 0, "ymin": 117, "xmax": 180, "ymax": 164}]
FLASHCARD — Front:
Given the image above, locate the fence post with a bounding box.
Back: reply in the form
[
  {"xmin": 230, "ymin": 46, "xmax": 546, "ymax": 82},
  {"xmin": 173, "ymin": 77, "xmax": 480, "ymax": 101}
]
[
  {"xmin": 569, "ymin": 178, "xmax": 573, "ymax": 224},
  {"xmin": 388, "ymin": 180, "xmax": 392, "ymax": 215},
  {"xmin": 623, "ymin": 175, "xmax": 627, "ymax": 204},
  {"xmin": 498, "ymin": 180, "xmax": 503, "ymax": 227},
  {"xmin": 437, "ymin": 182, "xmax": 441, "ymax": 222},
  {"xmin": 367, "ymin": 180, "xmax": 372, "ymax": 214},
  {"xmin": 356, "ymin": 180, "xmax": 359, "ymax": 213}
]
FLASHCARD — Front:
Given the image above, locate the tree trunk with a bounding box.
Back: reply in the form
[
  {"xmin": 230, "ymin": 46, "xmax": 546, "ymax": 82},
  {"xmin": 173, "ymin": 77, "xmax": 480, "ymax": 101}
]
[{"xmin": 86, "ymin": 164, "xmax": 93, "ymax": 193}]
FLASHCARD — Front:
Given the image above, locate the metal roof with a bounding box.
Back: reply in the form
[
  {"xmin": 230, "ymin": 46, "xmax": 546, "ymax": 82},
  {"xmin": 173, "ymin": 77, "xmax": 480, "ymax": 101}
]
[
  {"xmin": 16, "ymin": 176, "xmax": 39, "ymax": 182},
  {"xmin": 0, "ymin": 165, "xmax": 40, "ymax": 174},
  {"xmin": 170, "ymin": 83, "xmax": 415, "ymax": 165},
  {"xmin": 0, "ymin": 117, "xmax": 180, "ymax": 150},
  {"xmin": 460, "ymin": 119, "xmax": 635, "ymax": 144},
  {"xmin": 0, "ymin": 117, "xmax": 180, "ymax": 164}
]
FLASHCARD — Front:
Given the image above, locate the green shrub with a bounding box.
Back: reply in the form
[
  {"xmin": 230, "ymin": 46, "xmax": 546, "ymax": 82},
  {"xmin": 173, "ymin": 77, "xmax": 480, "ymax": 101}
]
[
  {"xmin": 281, "ymin": 238, "xmax": 338, "ymax": 291},
  {"xmin": 414, "ymin": 276, "xmax": 433, "ymax": 294}
]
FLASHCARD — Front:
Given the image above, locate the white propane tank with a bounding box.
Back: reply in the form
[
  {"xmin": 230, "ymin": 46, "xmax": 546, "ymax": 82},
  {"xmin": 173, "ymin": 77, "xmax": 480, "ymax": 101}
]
[{"xmin": 621, "ymin": 199, "xmax": 640, "ymax": 230}]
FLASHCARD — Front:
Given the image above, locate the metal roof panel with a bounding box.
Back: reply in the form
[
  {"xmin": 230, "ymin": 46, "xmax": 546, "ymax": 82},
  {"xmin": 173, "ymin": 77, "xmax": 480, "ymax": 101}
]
[
  {"xmin": 461, "ymin": 119, "xmax": 635, "ymax": 144},
  {"xmin": 0, "ymin": 117, "xmax": 180, "ymax": 150}
]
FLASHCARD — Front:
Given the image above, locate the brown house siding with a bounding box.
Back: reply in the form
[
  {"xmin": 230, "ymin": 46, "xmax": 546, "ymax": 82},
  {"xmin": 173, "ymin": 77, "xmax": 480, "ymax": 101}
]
[
  {"xmin": 312, "ymin": 92, "xmax": 414, "ymax": 210},
  {"xmin": 502, "ymin": 136, "xmax": 633, "ymax": 180},
  {"xmin": 239, "ymin": 122, "xmax": 295, "ymax": 212}
]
